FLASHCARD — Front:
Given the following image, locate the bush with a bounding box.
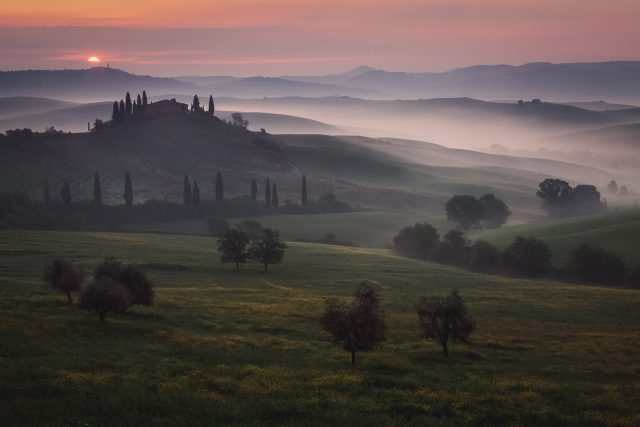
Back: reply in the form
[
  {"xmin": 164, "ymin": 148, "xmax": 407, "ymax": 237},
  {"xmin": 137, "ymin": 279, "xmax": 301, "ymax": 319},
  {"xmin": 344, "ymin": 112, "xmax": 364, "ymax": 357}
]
[
  {"xmin": 207, "ymin": 217, "xmax": 230, "ymax": 236},
  {"xmin": 43, "ymin": 259, "xmax": 84, "ymax": 303},
  {"xmin": 467, "ymin": 240, "xmax": 502, "ymax": 273},
  {"xmin": 565, "ymin": 244, "xmax": 627, "ymax": 286},
  {"xmin": 393, "ymin": 223, "xmax": 440, "ymax": 260},
  {"xmin": 503, "ymin": 236, "xmax": 552, "ymax": 277},
  {"xmin": 94, "ymin": 257, "xmax": 154, "ymax": 305},
  {"xmin": 430, "ymin": 230, "xmax": 469, "ymax": 267},
  {"xmin": 79, "ymin": 277, "xmax": 132, "ymax": 322}
]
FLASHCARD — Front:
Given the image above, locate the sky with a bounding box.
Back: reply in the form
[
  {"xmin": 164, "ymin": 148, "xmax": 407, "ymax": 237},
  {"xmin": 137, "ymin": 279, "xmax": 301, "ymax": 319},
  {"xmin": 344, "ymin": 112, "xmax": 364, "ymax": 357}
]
[{"xmin": 1, "ymin": 0, "xmax": 639, "ymax": 76}]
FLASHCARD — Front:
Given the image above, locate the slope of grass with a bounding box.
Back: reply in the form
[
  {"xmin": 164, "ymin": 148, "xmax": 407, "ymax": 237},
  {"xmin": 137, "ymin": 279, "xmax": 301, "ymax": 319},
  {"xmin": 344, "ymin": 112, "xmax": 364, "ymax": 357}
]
[
  {"xmin": 475, "ymin": 209, "xmax": 640, "ymax": 265},
  {"xmin": 1, "ymin": 230, "xmax": 640, "ymax": 425}
]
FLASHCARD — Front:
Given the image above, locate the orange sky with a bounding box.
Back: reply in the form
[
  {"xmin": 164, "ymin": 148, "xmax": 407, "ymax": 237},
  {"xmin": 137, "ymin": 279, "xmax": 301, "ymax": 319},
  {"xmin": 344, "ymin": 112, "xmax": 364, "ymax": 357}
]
[{"xmin": 1, "ymin": 0, "xmax": 639, "ymax": 75}]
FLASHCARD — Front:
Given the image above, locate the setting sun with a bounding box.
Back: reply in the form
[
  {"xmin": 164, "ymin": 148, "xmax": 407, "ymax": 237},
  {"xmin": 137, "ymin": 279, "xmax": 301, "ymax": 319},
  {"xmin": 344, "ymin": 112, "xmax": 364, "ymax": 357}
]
[{"xmin": 87, "ymin": 56, "xmax": 100, "ymax": 63}]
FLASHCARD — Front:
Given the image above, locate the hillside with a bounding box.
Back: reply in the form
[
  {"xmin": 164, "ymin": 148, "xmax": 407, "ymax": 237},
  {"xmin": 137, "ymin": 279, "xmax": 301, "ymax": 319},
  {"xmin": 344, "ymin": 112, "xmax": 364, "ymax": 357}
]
[
  {"xmin": 476, "ymin": 210, "xmax": 640, "ymax": 265},
  {"xmin": 0, "ymin": 101, "xmax": 113, "ymax": 133},
  {"xmin": 0, "ymin": 96, "xmax": 77, "ymax": 120},
  {"xmin": 1, "ymin": 230, "xmax": 639, "ymax": 425},
  {"xmin": 543, "ymin": 122, "xmax": 640, "ymax": 156},
  {"xmin": 0, "ymin": 68, "xmax": 197, "ymax": 102}
]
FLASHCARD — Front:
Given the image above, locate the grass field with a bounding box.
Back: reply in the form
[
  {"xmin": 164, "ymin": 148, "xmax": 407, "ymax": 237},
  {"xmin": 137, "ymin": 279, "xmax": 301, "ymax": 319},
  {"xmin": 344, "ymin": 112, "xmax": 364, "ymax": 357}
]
[
  {"xmin": 1, "ymin": 230, "xmax": 640, "ymax": 425},
  {"xmin": 475, "ymin": 209, "xmax": 640, "ymax": 265},
  {"xmin": 119, "ymin": 211, "xmax": 450, "ymax": 247}
]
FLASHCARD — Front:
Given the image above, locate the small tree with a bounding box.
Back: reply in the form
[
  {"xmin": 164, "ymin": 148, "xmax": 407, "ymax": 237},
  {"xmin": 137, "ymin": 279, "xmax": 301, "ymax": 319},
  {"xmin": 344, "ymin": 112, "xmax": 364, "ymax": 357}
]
[
  {"xmin": 272, "ymin": 182, "xmax": 279, "ymax": 209},
  {"xmin": 60, "ymin": 181, "xmax": 72, "ymax": 206},
  {"xmin": 301, "ymin": 175, "xmax": 308, "ymax": 207},
  {"xmin": 112, "ymin": 101, "xmax": 119, "ymax": 121},
  {"xmin": 192, "ymin": 94, "xmax": 200, "ymax": 112},
  {"xmin": 265, "ymin": 179, "xmax": 272, "ymax": 209},
  {"xmin": 94, "ymin": 257, "xmax": 154, "ymax": 306},
  {"xmin": 248, "ymin": 228, "xmax": 287, "ymax": 272},
  {"xmin": 183, "ymin": 175, "xmax": 192, "ymax": 205},
  {"xmin": 479, "ymin": 194, "xmax": 510, "ymax": 228},
  {"xmin": 215, "ymin": 172, "xmax": 224, "ymax": 202},
  {"xmin": 208, "ymin": 95, "xmax": 215, "ymax": 116},
  {"xmin": 393, "ymin": 223, "xmax": 440, "ymax": 260},
  {"xmin": 606, "ymin": 180, "xmax": 618, "ymax": 195},
  {"xmin": 430, "ymin": 229, "xmax": 469, "ymax": 267},
  {"xmin": 192, "ymin": 181, "xmax": 201, "ymax": 207},
  {"xmin": 231, "ymin": 112, "xmax": 249, "ymax": 128},
  {"xmin": 93, "ymin": 172, "xmax": 102, "ymax": 206},
  {"xmin": 536, "ymin": 178, "xmax": 573, "ymax": 217},
  {"xmin": 142, "ymin": 91, "xmax": 148, "ymax": 111},
  {"xmin": 416, "ymin": 290, "xmax": 475, "ymax": 358},
  {"xmin": 445, "ymin": 195, "xmax": 485, "ymax": 232},
  {"xmin": 207, "ymin": 217, "xmax": 230, "ymax": 236},
  {"xmin": 320, "ymin": 282, "xmax": 387, "ymax": 366},
  {"xmin": 79, "ymin": 277, "xmax": 132, "ymax": 323},
  {"xmin": 43, "ymin": 259, "xmax": 84, "ymax": 304},
  {"xmin": 251, "ymin": 179, "xmax": 258, "ymax": 200},
  {"xmin": 119, "ymin": 99, "xmax": 125, "ymax": 116},
  {"xmin": 218, "ymin": 229, "xmax": 249, "ymax": 271},
  {"xmin": 503, "ymin": 236, "xmax": 552, "ymax": 277}
]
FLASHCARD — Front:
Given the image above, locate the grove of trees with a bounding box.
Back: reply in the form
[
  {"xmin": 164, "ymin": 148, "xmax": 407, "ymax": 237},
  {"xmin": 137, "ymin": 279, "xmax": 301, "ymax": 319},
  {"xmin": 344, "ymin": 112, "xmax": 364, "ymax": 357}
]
[{"xmin": 445, "ymin": 193, "xmax": 511, "ymax": 232}]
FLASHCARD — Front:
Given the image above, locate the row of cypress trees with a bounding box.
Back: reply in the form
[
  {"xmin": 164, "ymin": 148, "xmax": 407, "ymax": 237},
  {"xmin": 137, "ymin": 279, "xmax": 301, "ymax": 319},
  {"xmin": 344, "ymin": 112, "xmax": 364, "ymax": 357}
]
[
  {"xmin": 112, "ymin": 91, "xmax": 149, "ymax": 121},
  {"xmin": 49, "ymin": 172, "xmax": 309, "ymax": 209}
]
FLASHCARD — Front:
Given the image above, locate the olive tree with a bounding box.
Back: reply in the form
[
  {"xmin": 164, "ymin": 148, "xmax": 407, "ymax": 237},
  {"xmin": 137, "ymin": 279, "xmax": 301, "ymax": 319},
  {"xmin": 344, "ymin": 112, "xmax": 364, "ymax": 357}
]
[
  {"xmin": 217, "ymin": 229, "xmax": 249, "ymax": 271},
  {"xmin": 79, "ymin": 277, "xmax": 132, "ymax": 322},
  {"xmin": 416, "ymin": 290, "xmax": 475, "ymax": 358},
  {"xmin": 320, "ymin": 282, "xmax": 387, "ymax": 366},
  {"xmin": 43, "ymin": 259, "xmax": 84, "ymax": 304},
  {"xmin": 248, "ymin": 228, "xmax": 287, "ymax": 272}
]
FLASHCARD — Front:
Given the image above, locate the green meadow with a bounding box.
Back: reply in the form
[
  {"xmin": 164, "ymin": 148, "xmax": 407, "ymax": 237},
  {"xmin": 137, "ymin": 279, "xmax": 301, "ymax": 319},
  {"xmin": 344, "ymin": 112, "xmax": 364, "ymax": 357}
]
[{"xmin": 1, "ymin": 230, "xmax": 639, "ymax": 426}]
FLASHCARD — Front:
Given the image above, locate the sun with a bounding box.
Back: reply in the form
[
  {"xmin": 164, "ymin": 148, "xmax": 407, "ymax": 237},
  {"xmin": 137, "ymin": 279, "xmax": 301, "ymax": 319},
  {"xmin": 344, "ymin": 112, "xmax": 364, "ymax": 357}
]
[{"xmin": 87, "ymin": 56, "xmax": 101, "ymax": 63}]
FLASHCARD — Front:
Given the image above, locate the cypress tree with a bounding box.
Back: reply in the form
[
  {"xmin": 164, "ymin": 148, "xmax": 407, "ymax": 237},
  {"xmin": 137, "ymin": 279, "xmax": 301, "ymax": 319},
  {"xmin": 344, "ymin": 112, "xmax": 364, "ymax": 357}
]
[
  {"xmin": 124, "ymin": 171, "xmax": 133, "ymax": 208},
  {"xmin": 192, "ymin": 95, "xmax": 200, "ymax": 112},
  {"xmin": 125, "ymin": 92, "xmax": 132, "ymax": 114},
  {"xmin": 112, "ymin": 101, "xmax": 119, "ymax": 121},
  {"xmin": 60, "ymin": 181, "xmax": 72, "ymax": 206},
  {"xmin": 132, "ymin": 101, "xmax": 137, "ymax": 115},
  {"xmin": 43, "ymin": 179, "xmax": 51, "ymax": 205},
  {"xmin": 183, "ymin": 175, "xmax": 192, "ymax": 205},
  {"xmin": 265, "ymin": 179, "xmax": 271, "ymax": 209},
  {"xmin": 251, "ymin": 179, "xmax": 258, "ymax": 200},
  {"xmin": 301, "ymin": 175, "xmax": 308, "ymax": 207},
  {"xmin": 136, "ymin": 94, "xmax": 142, "ymax": 108},
  {"xmin": 192, "ymin": 181, "xmax": 201, "ymax": 207},
  {"xmin": 215, "ymin": 172, "xmax": 224, "ymax": 202},
  {"xmin": 272, "ymin": 183, "xmax": 279, "ymax": 209},
  {"xmin": 119, "ymin": 99, "xmax": 125, "ymax": 116},
  {"xmin": 142, "ymin": 91, "xmax": 148, "ymax": 111},
  {"xmin": 208, "ymin": 95, "xmax": 215, "ymax": 116},
  {"xmin": 93, "ymin": 172, "xmax": 102, "ymax": 206}
]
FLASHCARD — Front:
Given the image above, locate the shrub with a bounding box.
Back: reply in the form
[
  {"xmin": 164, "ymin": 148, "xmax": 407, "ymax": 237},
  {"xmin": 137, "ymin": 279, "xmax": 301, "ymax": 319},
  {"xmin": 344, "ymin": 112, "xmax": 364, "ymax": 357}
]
[
  {"xmin": 565, "ymin": 244, "xmax": 627, "ymax": 286},
  {"xmin": 416, "ymin": 290, "xmax": 475, "ymax": 358},
  {"xmin": 445, "ymin": 195, "xmax": 485, "ymax": 232},
  {"xmin": 393, "ymin": 223, "xmax": 440, "ymax": 260},
  {"xmin": 43, "ymin": 259, "xmax": 84, "ymax": 303},
  {"xmin": 430, "ymin": 230, "xmax": 469, "ymax": 266},
  {"xmin": 467, "ymin": 240, "xmax": 502, "ymax": 273},
  {"xmin": 207, "ymin": 217, "xmax": 230, "ymax": 236},
  {"xmin": 94, "ymin": 257, "xmax": 154, "ymax": 305},
  {"xmin": 79, "ymin": 277, "xmax": 132, "ymax": 322},
  {"xmin": 320, "ymin": 282, "xmax": 387, "ymax": 365},
  {"xmin": 503, "ymin": 236, "xmax": 552, "ymax": 277}
]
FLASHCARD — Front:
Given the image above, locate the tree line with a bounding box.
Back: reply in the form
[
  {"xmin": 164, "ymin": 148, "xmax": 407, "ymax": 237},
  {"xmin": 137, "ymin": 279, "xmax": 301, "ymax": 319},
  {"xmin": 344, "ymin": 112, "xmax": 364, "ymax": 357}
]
[{"xmin": 393, "ymin": 223, "xmax": 640, "ymax": 288}]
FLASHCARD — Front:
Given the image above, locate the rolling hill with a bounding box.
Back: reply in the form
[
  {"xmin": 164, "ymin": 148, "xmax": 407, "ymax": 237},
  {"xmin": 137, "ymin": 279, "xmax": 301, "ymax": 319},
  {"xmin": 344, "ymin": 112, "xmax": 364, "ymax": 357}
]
[
  {"xmin": 1, "ymin": 229, "xmax": 639, "ymax": 425},
  {"xmin": 0, "ymin": 96, "xmax": 78, "ymax": 120}
]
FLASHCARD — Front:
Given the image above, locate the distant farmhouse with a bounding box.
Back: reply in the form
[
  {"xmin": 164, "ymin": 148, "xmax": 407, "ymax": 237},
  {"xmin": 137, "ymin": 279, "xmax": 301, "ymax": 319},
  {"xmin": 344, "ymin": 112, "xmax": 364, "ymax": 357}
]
[{"xmin": 147, "ymin": 98, "xmax": 189, "ymax": 115}]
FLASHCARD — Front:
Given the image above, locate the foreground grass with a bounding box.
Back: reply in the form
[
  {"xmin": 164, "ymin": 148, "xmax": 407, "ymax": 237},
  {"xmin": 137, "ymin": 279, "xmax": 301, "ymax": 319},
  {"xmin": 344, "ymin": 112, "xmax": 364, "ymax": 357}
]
[
  {"xmin": 1, "ymin": 230, "xmax": 640, "ymax": 426},
  {"xmin": 476, "ymin": 209, "xmax": 640, "ymax": 265}
]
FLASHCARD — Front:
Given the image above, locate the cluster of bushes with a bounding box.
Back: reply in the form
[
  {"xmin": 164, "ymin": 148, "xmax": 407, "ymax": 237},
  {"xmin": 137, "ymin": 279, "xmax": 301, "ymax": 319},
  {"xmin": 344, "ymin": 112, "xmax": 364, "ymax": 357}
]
[
  {"xmin": 321, "ymin": 283, "xmax": 474, "ymax": 364},
  {"xmin": 393, "ymin": 223, "xmax": 640, "ymax": 287},
  {"xmin": 43, "ymin": 258, "xmax": 154, "ymax": 322},
  {"xmin": 445, "ymin": 194, "xmax": 511, "ymax": 232},
  {"xmin": 217, "ymin": 227, "xmax": 288, "ymax": 272},
  {"xmin": 537, "ymin": 178, "xmax": 605, "ymax": 217}
]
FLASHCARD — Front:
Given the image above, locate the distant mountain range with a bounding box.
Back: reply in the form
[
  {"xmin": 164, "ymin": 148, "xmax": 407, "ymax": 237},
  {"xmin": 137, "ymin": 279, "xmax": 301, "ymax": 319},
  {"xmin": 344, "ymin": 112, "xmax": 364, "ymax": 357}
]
[{"xmin": 3, "ymin": 61, "xmax": 640, "ymax": 103}]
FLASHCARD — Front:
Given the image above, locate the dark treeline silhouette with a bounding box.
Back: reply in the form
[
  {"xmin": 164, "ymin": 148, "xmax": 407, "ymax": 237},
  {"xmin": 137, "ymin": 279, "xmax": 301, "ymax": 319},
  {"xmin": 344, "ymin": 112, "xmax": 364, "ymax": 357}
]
[
  {"xmin": 445, "ymin": 193, "xmax": 511, "ymax": 232},
  {"xmin": 392, "ymin": 222, "xmax": 638, "ymax": 288}
]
